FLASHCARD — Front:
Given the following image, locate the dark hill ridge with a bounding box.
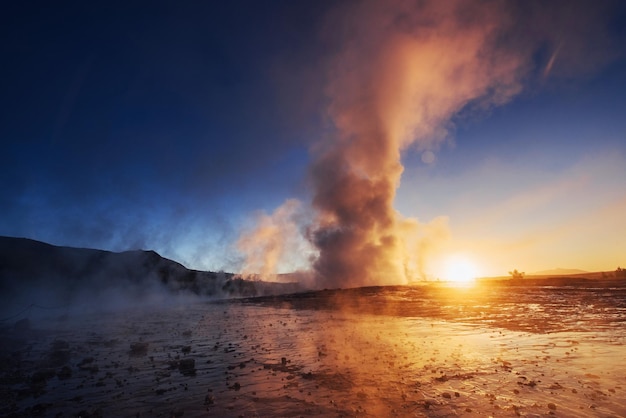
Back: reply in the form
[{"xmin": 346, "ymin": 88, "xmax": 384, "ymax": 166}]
[
  {"xmin": 0, "ymin": 236, "xmax": 301, "ymax": 315},
  {"xmin": 0, "ymin": 236, "xmax": 188, "ymax": 285}
]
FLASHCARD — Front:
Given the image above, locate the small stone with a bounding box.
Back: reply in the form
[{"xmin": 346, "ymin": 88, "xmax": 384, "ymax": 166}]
[
  {"xmin": 130, "ymin": 342, "xmax": 149, "ymax": 356},
  {"xmin": 442, "ymin": 392, "xmax": 452, "ymax": 399},
  {"xmin": 170, "ymin": 408, "xmax": 184, "ymax": 417},
  {"xmin": 57, "ymin": 366, "xmax": 72, "ymax": 380},
  {"xmin": 78, "ymin": 357, "xmax": 94, "ymax": 367},
  {"xmin": 178, "ymin": 359, "xmax": 196, "ymax": 376},
  {"xmin": 548, "ymin": 402, "xmax": 557, "ymax": 410}
]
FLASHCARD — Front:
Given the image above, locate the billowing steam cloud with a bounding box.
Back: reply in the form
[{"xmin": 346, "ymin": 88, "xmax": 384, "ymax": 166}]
[
  {"xmin": 309, "ymin": 0, "xmax": 528, "ymax": 287},
  {"xmin": 237, "ymin": 199, "xmax": 313, "ymax": 280},
  {"xmin": 238, "ymin": 0, "xmax": 621, "ymax": 288}
]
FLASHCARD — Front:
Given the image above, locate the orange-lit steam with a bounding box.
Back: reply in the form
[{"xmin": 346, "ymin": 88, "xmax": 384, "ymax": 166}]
[
  {"xmin": 236, "ymin": 0, "xmax": 620, "ymax": 289},
  {"xmin": 237, "ymin": 199, "xmax": 311, "ymax": 281},
  {"xmin": 309, "ymin": 0, "xmax": 528, "ymax": 287}
]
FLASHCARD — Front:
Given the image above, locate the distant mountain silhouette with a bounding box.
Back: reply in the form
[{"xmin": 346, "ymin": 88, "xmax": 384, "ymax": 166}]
[
  {"xmin": 0, "ymin": 236, "xmax": 301, "ymax": 315},
  {"xmin": 530, "ymin": 268, "xmax": 589, "ymax": 276}
]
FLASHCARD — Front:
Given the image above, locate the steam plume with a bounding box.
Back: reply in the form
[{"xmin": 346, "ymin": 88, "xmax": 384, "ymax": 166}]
[
  {"xmin": 309, "ymin": 0, "xmax": 528, "ymax": 287},
  {"xmin": 237, "ymin": 0, "xmax": 621, "ymax": 289},
  {"xmin": 237, "ymin": 199, "xmax": 311, "ymax": 280}
]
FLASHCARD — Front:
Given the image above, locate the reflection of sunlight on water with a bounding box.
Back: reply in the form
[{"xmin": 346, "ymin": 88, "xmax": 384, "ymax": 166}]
[
  {"xmin": 442, "ymin": 278, "xmax": 477, "ymax": 289},
  {"xmin": 231, "ymin": 286, "xmax": 626, "ymax": 416},
  {"xmin": 4, "ymin": 286, "xmax": 626, "ymax": 417},
  {"xmin": 197, "ymin": 302, "xmax": 625, "ymax": 417}
]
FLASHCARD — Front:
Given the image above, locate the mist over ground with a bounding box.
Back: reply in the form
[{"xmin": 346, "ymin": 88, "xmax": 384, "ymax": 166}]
[{"xmin": 0, "ymin": 236, "xmax": 301, "ymax": 319}]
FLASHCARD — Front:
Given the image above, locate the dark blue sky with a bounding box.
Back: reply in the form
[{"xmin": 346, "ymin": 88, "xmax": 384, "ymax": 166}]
[
  {"xmin": 1, "ymin": 1, "xmax": 330, "ymax": 267},
  {"xmin": 2, "ymin": 0, "xmax": 626, "ymax": 275}
]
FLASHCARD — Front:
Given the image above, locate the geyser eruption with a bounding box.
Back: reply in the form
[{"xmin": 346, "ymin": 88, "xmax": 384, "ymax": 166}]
[
  {"xmin": 237, "ymin": 0, "xmax": 619, "ymax": 289},
  {"xmin": 309, "ymin": 0, "xmax": 526, "ymax": 287}
]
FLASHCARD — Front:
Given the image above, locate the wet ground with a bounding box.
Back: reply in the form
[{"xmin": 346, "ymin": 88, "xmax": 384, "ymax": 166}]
[{"xmin": 1, "ymin": 284, "xmax": 625, "ymax": 417}]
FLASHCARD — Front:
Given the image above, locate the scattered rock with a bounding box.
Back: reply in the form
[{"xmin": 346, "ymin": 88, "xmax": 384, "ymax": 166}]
[
  {"xmin": 548, "ymin": 403, "xmax": 557, "ymax": 410},
  {"xmin": 30, "ymin": 368, "xmax": 55, "ymax": 388},
  {"xmin": 178, "ymin": 358, "xmax": 196, "ymax": 376},
  {"xmin": 29, "ymin": 402, "xmax": 52, "ymax": 415},
  {"xmin": 423, "ymin": 399, "xmax": 437, "ymax": 409},
  {"xmin": 78, "ymin": 357, "xmax": 94, "ymax": 365},
  {"xmin": 170, "ymin": 408, "xmax": 184, "ymax": 417},
  {"xmin": 57, "ymin": 366, "xmax": 72, "ymax": 380},
  {"xmin": 47, "ymin": 340, "xmax": 71, "ymax": 367},
  {"xmin": 78, "ymin": 357, "xmax": 99, "ymax": 373},
  {"xmin": 130, "ymin": 342, "xmax": 149, "ymax": 356},
  {"xmin": 75, "ymin": 408, "xmax": 103, "ymax": 418}
]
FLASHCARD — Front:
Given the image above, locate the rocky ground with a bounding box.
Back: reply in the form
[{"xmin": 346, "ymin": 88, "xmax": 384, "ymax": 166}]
[{"xmin": 1, "ymin": 285, "xmax": 625, "ymax": 417}]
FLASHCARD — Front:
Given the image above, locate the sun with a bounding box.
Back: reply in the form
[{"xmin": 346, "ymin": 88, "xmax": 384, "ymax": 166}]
[{"xmin": 443, "ymin": 254, "xmax": 479, "ymax": 286}]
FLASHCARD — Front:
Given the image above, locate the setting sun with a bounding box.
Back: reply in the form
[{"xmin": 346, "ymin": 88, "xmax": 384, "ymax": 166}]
[{"xmin": 443, "ymin": 255, "xmax": 479, "ymax": 286}]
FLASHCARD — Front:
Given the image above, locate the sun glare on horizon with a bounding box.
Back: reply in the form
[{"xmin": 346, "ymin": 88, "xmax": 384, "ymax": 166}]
[{"xmin": 443, "ymin": 254, "xmax": 480, "ymax": 286}]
